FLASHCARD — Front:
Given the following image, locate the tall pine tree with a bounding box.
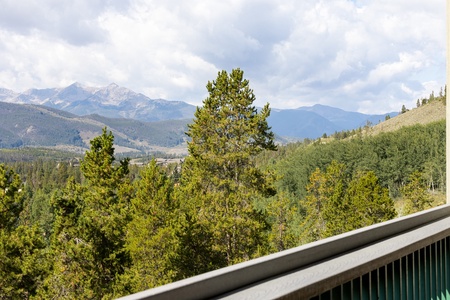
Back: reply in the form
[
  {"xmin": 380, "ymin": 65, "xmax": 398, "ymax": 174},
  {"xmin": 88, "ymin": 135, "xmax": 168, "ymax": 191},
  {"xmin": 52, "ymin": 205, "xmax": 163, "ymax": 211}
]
[
  {"xmin": 41, "ymin": 128, "xmax": 132, "ymax": 299},
  {"xmin": 179, "ymin": 69, "xmax": 277, "ymax": 268}
]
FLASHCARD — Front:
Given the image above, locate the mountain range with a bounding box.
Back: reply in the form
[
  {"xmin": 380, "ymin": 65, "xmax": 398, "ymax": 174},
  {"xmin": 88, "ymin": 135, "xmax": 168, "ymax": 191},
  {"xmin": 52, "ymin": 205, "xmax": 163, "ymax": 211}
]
[
  {"xmin": 0, "ymin": 101, "xmax": 189, "ymax": 155},
  {"xmin": 0, "ymin": 82, "xmax": 196, "ymax": 122},
  {"xmin": 269, "ymin": 105, "xmax": 395, "ymax": 139},
  {"xmin": 0, "ymin": 83, "xmax": 398, "ymax": 153}
]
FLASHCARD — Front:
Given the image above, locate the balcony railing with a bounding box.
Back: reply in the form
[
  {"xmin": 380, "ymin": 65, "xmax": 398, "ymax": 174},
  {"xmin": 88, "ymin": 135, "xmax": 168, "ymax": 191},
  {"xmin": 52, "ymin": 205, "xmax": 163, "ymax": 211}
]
[{"xmin": 117, "ymin": 204, "xmax": 450, "ymax": 300}]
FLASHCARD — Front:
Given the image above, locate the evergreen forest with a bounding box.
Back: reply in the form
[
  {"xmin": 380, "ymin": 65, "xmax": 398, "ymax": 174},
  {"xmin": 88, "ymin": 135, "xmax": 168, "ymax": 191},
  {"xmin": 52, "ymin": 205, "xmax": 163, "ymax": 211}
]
[{"xmin": 0, "ymin": 69, "xmax": 446, "ymax": 299}]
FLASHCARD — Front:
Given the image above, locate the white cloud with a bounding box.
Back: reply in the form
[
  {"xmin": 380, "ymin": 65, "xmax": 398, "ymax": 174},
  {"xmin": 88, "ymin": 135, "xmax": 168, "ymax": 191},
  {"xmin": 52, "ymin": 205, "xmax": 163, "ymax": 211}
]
[{"xmin": 0, "ymin": 0, "xmax": 445, "ymax": 113}]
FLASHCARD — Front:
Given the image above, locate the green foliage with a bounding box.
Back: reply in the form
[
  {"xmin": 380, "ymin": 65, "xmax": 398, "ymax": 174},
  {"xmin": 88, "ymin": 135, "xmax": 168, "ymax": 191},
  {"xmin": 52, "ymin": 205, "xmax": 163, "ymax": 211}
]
[
  {"xmin": 276, "ymin": 120, "xmax": 445, "ymax": 201},
  {"xmin": 180, "ymin": 69, "xmax": 277, "ymax": 268},
  {"xmin": 0, "ymin": 148, "xmax": 82, "ymax": 163},
  {"xmin": 118, "ymin": 159, "xmax": 178, "ymax": 294},
  {"xmin": 265, "ymin": 191, "xmax": 299, "ymax": 252},
  {"xmin": 301, "ymin": 161, "xmax": 348, "ymax": 241},
  {"xmin": 301, "ymin": 161, "xmax": 396, "ymax": 241},
  {"xmin": 0, "ymin": 165, "xmax": 49, "ymax": 299},
  {"xmin": 401, "ymin": 105, "xmax": 408, "ymax": 114},
  {"xmin": 173, "ymin": 210, "xmax": 227, "ymax": 279},
  {"xmin": 317, "ymin": 161, "xmax": 348, "ymax": 238},
  {"xmin": 42, "ymin": 128, "xmax": 132, "ymax": 299},
  {"xmin": 81, "ymin": 128, "xmax": 130, "ymax": 187},
  {"xmin": 10, "ymin": 159, "xmax": 81, "ymax": 192},
  {"xmin": 401, "ymin": 171, "xmax": 433, "ymax": 215},
  {"xmin": 0, "ymin": 165, "xmax": 23, "ymax": 231},
  {"xmin": 0, "ymin": 225, "xmax": 48, "ymax": 299},
  {"xmin": 343, "ymin": 171, "xmax": 396, "ymax": 230},
  {"xmin": 27, "ymin": 189, "xmax": 54, "ymax": 238}
]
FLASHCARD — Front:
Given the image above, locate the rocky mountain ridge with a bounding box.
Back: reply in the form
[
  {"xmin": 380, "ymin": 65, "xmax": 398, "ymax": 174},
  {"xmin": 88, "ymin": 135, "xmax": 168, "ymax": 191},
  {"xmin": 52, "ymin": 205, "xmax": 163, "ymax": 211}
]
[
  {"xmin": 0, "ymin": 82, "xmax": 196, "ymax": 122},
  {"xmin": 1, "ymin": 83, "xmax": 398, "ymax": 139}
]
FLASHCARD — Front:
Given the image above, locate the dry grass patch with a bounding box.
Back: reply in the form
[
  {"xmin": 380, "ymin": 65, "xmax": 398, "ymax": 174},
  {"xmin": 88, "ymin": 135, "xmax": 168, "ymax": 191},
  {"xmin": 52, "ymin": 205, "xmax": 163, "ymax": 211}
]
[{"xmin": 368, "ymin": 101, "xmax": 445, "ymax": 136}]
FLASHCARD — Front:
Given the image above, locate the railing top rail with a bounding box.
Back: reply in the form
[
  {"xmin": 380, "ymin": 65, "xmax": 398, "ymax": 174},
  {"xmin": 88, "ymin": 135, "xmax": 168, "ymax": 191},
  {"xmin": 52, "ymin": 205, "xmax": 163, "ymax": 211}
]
[
  {"xmin": 117, "ymin": 204, "xmax": 450, "ymax": 300},
  {"xmin": 220, "ymin": 212, "xmax": 450, "ymax": 299}
]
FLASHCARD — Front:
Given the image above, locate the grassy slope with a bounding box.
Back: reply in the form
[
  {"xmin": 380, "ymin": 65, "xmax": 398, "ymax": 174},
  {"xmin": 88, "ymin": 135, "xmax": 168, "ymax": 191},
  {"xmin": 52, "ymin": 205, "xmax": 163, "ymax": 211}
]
[{"xmin": 369, "ymin": 100, "xmax": 445, "ymax": 135}]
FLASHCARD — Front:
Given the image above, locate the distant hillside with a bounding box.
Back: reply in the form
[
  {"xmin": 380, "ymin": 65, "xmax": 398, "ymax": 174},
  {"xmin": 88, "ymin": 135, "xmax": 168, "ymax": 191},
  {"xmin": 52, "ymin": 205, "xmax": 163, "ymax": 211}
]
[
  {"xmin": 269, "ymin": 104, "xmax": 397, "ymax": 139},
  {"xmin": 369, "ymin": 100, "xmax": 445, "ymax": 135},
  {"xmin": 0, "ymin": 101, "xmax": 190, "ymax": 155},
  {"xmin": 269, "ymin": 109, "xmax": 337, "ymax": 138}
]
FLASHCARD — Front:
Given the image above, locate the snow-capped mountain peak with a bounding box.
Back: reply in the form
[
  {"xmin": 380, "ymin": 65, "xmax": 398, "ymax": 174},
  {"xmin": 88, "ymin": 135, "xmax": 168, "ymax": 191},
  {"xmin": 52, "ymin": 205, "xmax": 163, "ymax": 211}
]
[{"xmin": 0, "ymin": 83, "xmax": 196, "ymax": 122}]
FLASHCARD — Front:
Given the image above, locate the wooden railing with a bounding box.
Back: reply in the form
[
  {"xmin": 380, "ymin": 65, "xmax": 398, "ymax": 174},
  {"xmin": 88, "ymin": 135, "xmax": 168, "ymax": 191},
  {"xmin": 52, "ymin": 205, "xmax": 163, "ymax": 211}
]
[{"xmin": 117, "ymin": 204, "xmax": 450, "ymax": 300}]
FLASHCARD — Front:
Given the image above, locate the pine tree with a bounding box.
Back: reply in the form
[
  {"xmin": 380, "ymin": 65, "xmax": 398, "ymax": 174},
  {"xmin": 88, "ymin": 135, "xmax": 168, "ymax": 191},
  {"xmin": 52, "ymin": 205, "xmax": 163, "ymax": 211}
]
[
  {"xmin": 0, "ymin": 164, "xmax": 23, "ymax": 231},
  {"xmin": 401, "ymin": 105, "xmax": 408, "ymax": 114},
  {"xmin": 0, "ymin": 225, "xmax": 48, "ymax": 299},
  {"xmin": 430, "ymin": 91, "xmax": 435, "ymax": 102},
  {"xmin": 302, "ymin": 161, "xmax": 347, "ymax": 241},
  {"xmin": 321, "ymin": 162, "xmax": 348, "ymax": 238},
  {"xmin": 117, "ymin": 159, "xmax": 178, "ymax": 294},
  {"xmin": 266, "ymin": 191, "xmax": 298, "ymax": 252},
  {"xmin": 401, "ymin": 171, "xmax": 433, "ymax": 215},
  {"xmin": 180, "ymin": 68, "xmax": 277, "ymax": 268},
  {"xmin": 0, "ymin": 165, "xmax": 48, "ymax": 298},
  {"xmin": 302, "ymin": 162, "xmax": 396, "ymax": 241},
  {"xmin": 41, "ymin": 128, "xmax": 132, "ymax": 298},
  {"xmin": 344, "ymin": 171, "xmax": 396, "ymax": 229}
]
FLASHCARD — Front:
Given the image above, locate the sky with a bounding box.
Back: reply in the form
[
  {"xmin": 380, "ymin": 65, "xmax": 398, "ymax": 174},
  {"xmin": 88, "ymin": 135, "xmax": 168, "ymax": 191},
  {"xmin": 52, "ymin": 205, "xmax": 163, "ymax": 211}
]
[{"xmin": 0, "ymin": 0, "xmax": 445, "ymax": 114}]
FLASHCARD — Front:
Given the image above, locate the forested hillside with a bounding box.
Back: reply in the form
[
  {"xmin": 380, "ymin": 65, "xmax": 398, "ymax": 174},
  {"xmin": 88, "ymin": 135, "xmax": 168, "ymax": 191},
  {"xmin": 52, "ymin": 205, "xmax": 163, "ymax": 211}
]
[
  {"xmin": 0, "ymin": 70, "xmax": 445, "ymax": 298},
  {"xmin": 0, "ymin": 101, "xmax": 189, "ymax": 154},
  {"xmin": 270, "ymin": 120, "xmax": 445, "ymax": 200}
]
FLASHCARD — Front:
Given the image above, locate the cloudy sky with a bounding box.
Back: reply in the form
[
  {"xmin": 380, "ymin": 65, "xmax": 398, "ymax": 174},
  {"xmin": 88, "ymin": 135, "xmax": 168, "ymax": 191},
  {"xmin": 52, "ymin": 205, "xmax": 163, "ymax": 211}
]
[{"xmin": 0, "ymin": 0, "xmax": 445, "ymax": 114}]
